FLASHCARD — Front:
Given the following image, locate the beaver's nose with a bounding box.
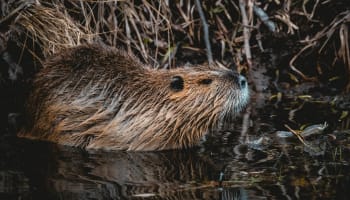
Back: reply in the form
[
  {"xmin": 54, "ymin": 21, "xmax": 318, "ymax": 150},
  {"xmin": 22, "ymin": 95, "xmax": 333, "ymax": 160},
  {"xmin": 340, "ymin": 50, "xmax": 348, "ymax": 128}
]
[
  {"xmin": 226, "ymin": 71, "xmax": 247, "ymax": 89},
  {"xmin": 238, "ymin": 75, "xmax": 247, "ymax": 89}
]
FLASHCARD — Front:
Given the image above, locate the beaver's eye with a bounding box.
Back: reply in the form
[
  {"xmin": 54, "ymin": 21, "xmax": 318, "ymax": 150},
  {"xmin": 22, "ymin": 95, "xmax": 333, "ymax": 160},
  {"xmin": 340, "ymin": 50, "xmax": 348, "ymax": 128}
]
[
  {"xmin": 170, "ymin": 76, "xmax": 184, "ymax": 92},
  {"xmin": 198, "ymin": 78, "xmax": 212, "ymax": 85}
]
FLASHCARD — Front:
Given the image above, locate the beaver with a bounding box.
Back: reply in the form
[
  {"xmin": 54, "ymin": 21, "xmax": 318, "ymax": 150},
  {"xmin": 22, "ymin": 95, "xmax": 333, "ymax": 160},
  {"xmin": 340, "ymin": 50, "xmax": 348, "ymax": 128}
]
[{"xmin": 18, "ymin": 44, "xmax": 249, "ymax": 151}]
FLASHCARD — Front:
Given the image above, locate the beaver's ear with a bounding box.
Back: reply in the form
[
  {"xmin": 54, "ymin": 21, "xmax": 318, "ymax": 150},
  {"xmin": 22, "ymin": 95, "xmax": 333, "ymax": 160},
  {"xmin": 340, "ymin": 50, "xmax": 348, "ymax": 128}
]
[{"xmin": 170, "ymin": 76, "xmax": 184, "ymax": 92}]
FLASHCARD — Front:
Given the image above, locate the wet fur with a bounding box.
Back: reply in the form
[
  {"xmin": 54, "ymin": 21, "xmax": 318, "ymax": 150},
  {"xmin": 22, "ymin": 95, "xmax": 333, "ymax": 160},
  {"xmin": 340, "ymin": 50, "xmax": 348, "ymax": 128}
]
[{"xmin": 19, "ymin": 44, "xmax": 249, "ymax": 151}]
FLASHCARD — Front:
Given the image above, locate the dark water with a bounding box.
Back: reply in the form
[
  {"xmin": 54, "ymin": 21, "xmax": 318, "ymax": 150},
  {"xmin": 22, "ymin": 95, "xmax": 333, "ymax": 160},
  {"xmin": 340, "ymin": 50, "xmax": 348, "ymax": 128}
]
[{"xmin": 1, "ymin": 99, "xmax": 350, "ymax": 200}]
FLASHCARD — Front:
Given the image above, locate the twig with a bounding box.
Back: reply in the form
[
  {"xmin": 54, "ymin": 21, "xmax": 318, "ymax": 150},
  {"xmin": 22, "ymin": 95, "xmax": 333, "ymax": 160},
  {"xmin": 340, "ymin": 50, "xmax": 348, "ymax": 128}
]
[
  {"xmin": 253, "ymin": 5, "xmax": 276, "ymax": 32},
  {"xmin": 284, "ymin": 124, "xmax": 307, "ymax": 146},
  {"xmin": 0, "ymin": 32, "xmax": 8, "ymax": 54},
  {"xmin": 194, "ymin": 0, "xmax": 213, "ymax": 64},
  {"xmin": 302, "ymin": 0, "xmax": 320, "ymax": 20},
  {"xmin": 274, "ymin": 12, "xmax": 299, "ymax": 34},
  {"xmin": 0, "ymin": 1, "xmax": 34, "ymax": 25},
  {"xmin": 238, "ymin": 0, "xmax": 254, "ymax": 142},
  {"xmin": 289, "ymin": 11, "xmax": 350, "ymax": 81},
  {"xmin": 240, "ymin": 105, "xmax": 251, "ymax": 143},
  {"xmin": 238, "ymin": 0, "xmax": 252, "ymax": 68},
  {"xmin": 289, "ymin": 42, "xmax": 317, "ymax": 81},
  {"xmin": 124, "ymin": 11, "xmax": 132, "ymax": 54}
]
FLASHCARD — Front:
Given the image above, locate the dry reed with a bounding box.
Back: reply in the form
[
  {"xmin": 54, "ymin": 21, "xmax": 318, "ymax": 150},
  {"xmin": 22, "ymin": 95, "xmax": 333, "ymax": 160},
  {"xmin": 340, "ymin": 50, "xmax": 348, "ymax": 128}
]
[{"xmin": 1, "ymin": 0, "xmax": 348, "ymax": 87}]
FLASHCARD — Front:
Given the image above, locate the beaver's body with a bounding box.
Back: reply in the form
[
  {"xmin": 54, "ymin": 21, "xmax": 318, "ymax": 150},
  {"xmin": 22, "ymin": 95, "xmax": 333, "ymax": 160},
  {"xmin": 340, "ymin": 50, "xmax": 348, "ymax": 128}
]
[{"xmin": 19, "ymin": 44, "xmax": 249, "ymax": 151}]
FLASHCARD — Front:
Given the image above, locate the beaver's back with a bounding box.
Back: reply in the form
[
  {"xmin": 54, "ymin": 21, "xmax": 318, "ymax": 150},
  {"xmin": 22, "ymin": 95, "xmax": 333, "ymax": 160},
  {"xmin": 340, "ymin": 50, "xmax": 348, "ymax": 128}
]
[{"xmin": 21, "ymin": 44, "xmax": 144, "ymax": 143}]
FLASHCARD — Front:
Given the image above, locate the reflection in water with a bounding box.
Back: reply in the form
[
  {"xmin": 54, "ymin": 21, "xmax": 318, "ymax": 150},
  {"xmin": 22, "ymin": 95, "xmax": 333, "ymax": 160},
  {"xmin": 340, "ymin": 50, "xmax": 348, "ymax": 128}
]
[
  {"xmin": 55, "ymin": 148, "xmax": 220, "ymax": 199},
  {"xmin": 2, "ymin": 139, "xmax": 225, "ymax": 199},
  {"xmin": 1, "ymin": 98, "xmax": 350, "ymax": 199},
  {"xmin": 0, "ymin": 135, "xmax": 349, "ymax": 200}
]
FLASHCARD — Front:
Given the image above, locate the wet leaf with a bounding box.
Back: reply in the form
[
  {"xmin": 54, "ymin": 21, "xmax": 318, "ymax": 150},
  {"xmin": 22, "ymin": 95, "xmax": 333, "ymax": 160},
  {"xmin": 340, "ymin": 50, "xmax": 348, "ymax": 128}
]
[
  {"xmin": 298, "ymin": 95, "xmax": 312, "ymax": 100},
  {"xmin": 275, "ymin": 131, "xmax": 294, "ymax": 138},
  {"xmin": 300, "ymin": 122, "xmax": 328, "ymax": 137},
  {"xmin": 269, "ymin": 92, "xmax": 282, "ymax": 101},
  {"xmin": 211, "ymin": 6, "xmax": 224, "ymax": 14},
  {"xmin": 329, "ymin": 76, "xmax": 340, "ymax": 81},
  {"xmin": 292, "ymin": 177, "xmax": 309, "ymax": 187},
  {"xmin": 288, "ymin": 73, "xmax": 299, "ymax": 83},
  {"xmin": 339, "ymin": 111, "xmax": 349, "ymax": 120}
]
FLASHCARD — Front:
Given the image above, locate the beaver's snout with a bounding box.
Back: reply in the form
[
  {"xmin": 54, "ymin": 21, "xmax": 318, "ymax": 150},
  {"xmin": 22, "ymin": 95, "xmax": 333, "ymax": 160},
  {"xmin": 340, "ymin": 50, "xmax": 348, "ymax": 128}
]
[{"xmin": 224, "ymin": 71, "xmax": 247, "ymax": 90}]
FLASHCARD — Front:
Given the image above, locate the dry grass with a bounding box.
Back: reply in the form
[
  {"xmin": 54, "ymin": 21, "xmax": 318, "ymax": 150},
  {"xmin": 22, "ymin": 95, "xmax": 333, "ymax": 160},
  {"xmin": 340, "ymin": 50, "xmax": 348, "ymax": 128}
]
[
  {"xmin": 15, "ymin": 3, "xmax": 93, "ymax": 60},
  {"xmin": 289, "ymin": 11, "xmax": 350, "ymax": 82},
  {"xmin": 1, "ymin": 0, "xmax": 349, "ymax": 88},
  {"xmin": 7, "ymin": 0, "xmax": 245, "ymax": 67}
]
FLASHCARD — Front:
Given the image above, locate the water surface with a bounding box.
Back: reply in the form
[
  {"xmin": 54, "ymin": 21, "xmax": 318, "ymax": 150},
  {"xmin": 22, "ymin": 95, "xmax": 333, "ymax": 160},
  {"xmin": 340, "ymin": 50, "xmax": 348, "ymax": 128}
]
[{"xmin": 1, "ymin": 99, "xmax": 350, "ymax": 200}]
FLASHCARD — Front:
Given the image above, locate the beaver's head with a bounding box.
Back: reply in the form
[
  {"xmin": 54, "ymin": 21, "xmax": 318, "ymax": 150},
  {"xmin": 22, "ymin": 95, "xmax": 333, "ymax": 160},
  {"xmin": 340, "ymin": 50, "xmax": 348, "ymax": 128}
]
[
  {"xmin": 91, "ymin": 65, "xmax": 249, "ymax": 151},
  {"xmin": 163, "ymin": 67, "xmax": 249, "ymax": 118}
]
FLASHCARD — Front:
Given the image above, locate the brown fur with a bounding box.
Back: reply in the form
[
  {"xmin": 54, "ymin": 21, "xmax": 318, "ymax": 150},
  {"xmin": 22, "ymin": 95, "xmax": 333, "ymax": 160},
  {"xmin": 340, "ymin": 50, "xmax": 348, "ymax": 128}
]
[{"xmin": 18, "ymin": 44, "xmax": 249, "ymax": 151}]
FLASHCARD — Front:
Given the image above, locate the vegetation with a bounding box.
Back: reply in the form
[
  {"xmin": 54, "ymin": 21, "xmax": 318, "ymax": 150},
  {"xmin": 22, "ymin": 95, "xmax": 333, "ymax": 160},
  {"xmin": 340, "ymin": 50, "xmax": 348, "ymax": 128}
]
[{"xmin": 1, "ymin": 1, "xmax": 348, "ymax": 91}]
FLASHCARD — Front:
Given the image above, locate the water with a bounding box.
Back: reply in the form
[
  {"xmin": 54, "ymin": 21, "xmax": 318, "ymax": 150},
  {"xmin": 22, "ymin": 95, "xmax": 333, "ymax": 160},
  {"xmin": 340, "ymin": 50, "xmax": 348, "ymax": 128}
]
[{"xmin": 1, "ymin": 99, "xmax": 350, "ymax": 200}]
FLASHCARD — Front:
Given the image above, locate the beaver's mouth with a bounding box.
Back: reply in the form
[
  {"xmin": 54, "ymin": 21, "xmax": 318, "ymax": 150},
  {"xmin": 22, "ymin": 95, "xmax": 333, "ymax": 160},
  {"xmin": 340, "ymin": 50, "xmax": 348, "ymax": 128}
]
[
  {"xmin": 239, "ymin": 86, "xmax": 250, "ymax": 109},
  {"xmin": 233, "ymin": 82, "xmax": 250, "ymax": 111},
  {"xmin": 225, "ymin": 72, "xmax": 249, "ymax": 112},
  {"xmin": 217, "ymin": 85, "xmax": 250, "ymax": 125}
]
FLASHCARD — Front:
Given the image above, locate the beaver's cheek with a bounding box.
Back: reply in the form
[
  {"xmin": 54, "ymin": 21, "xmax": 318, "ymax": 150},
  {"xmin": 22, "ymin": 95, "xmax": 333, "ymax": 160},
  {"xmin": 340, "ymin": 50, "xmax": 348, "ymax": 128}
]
[{"xmin": 169, "ymin": 90, "xmax": 188, "ymax": 100}]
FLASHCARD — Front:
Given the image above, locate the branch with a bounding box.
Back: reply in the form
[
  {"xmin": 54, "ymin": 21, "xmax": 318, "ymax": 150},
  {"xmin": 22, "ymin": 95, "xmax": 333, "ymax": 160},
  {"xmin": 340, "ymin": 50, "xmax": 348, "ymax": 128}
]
[
  {"xmin": 195, "ymin": 0, "xmax": 213, "ymax": 64},
  {"xmin": 239, "ymin": 0, "xmax": 252, "ymax": 68},
  {"xmin": 253, "ymin": 5, "xmax": 276, "ymax": 32}
]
